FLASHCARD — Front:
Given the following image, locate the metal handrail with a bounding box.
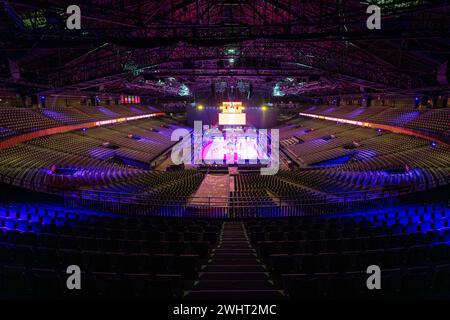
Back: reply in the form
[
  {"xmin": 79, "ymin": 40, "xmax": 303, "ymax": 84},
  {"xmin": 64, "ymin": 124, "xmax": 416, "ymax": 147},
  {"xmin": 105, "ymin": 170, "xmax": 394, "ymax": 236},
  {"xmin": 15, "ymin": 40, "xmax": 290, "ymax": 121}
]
[{"xmin": 1, "ymin": 169, "xmax": 448, "ymax": 208}]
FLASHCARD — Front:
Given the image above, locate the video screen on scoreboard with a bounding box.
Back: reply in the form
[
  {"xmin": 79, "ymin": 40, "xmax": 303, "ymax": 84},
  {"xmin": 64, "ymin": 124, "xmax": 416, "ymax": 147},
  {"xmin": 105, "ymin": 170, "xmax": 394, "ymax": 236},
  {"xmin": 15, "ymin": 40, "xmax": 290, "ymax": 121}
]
[{"xmin": 218, "ymin": 113, "xmax": 246, "ymax": 125}]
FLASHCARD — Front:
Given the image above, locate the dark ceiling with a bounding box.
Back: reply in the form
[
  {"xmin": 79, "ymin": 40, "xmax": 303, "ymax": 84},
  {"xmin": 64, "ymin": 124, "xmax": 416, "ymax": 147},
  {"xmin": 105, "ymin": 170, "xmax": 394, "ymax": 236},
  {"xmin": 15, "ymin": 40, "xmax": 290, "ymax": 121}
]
[{"xmin": 0, "ymin": 0, "xmax": 449, "ymax": 99}]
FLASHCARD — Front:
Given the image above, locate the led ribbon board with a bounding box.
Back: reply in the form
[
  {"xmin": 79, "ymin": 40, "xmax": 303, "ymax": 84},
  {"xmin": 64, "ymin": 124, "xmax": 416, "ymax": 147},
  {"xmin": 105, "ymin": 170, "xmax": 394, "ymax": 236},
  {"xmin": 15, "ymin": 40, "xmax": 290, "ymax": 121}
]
[
  {"xmin": 299, "ymin": 113, "xmax": 372, "ymax": 127},
  {"xmin": 95, "ymin": 113, "xmax": 163, "ymax": 126},
  {"xmin": 298, "ymin": 112, "xmax": 449, "ymax": 146}
]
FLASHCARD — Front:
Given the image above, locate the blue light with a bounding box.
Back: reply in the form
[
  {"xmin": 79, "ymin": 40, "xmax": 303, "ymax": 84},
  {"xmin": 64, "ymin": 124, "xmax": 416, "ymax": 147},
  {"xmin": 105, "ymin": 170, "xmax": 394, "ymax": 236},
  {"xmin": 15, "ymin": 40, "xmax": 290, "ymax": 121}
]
[
  {"xmin": 431, "ymin": 141, "xmax": 437, "ymax": 147},
  {"xmin": 178, "ymin": 84, "xmax": 190, "ymax": 96},
  {"xmin": 273, "ymin": 83, "xmax": 285, "ymax": 97}
]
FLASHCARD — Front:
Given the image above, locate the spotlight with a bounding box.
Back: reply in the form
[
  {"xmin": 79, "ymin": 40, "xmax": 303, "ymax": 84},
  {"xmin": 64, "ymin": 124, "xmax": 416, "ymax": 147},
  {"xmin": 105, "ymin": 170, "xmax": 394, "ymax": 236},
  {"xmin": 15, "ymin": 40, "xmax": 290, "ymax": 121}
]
[
  {"xmin": 431, "ymin": 141, "xmax": 437, "ymax": 147},
  {"xmin": 261, "ymin": 105, "xmax": 267, "ymax": 111},
  {"xmin": 197, "ymin": 105, "xmax": 204, "ymax": 110}
]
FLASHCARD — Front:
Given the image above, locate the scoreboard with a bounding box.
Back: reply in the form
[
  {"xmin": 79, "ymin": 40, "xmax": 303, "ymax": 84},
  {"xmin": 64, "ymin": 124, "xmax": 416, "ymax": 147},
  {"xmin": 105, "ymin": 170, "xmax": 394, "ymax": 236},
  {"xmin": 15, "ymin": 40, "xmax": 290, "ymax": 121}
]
[
  {"xmin": 218, "ymin": 102, "xmax": 246, "ymax": 125},
  {"xmin": 218, "ymin": 113, "xmax": 246, "ymax": 125},
  {"xmin": 121, "ymin": 95, "xmax": 141, "ymax": 104}
]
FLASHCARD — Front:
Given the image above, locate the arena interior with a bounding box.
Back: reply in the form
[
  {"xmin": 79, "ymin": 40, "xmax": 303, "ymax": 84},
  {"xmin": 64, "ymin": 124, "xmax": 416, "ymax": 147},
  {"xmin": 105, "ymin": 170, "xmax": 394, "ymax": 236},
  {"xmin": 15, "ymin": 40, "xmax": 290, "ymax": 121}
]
[{"xmin": 0, "ymin": 0, "xmax": 449, "ymax": 307}]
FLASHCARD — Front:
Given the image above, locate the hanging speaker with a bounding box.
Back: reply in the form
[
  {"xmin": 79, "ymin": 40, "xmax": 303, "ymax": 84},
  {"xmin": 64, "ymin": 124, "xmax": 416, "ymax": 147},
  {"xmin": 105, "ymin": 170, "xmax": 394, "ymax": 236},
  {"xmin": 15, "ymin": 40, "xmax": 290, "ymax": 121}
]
[{"xmin": 8, "ymin": 59, "xmax": 20, "ymax": 80}]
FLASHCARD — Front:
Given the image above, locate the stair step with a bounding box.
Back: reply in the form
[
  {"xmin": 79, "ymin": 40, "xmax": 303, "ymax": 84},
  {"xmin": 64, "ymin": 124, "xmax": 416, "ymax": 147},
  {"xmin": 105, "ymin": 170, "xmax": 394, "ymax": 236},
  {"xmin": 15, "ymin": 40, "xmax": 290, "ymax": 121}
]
[
  {"xmin": 200, "ymin": 272, "xmax": 269, "ymax": 281},
  {"xmin": 219, "ymin": 242, "xmax": 250, "ymax": 245},
  {"xmin": 213, "ymin": 253, "xmax": 255, "ymax": 257},
  {"xmin": 186, "ymin": 290, "xmax": 284, "ymax": 300},
  {"xmin": 218, "ymin": 245, "xmax": 251, "ymax": 250},
  {"xmin": 214, "ymin": 249, "xmax": 254, "ymax": 253},
  {"xmin": 221, "ymin": 235, "xmax": 246, "ymax": 238},
  {"xmin": 211, "ymin": 258, "xmax": 259, "ymax": 265},
  {"xmin": 193, "ymin": 280, "xmax": 274, "ymax": 290},
  {"xmin": 203, "ymin": 265, "xmax": 266, "ymax": 273},
  {"xmin": 219, "ymin": 244, "xmax": 250, "ymax": 248}
]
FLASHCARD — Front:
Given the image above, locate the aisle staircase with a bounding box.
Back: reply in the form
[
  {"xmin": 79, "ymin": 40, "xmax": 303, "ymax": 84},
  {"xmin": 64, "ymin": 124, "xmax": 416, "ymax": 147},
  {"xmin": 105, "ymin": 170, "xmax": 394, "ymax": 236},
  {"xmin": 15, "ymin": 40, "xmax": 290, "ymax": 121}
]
[{"xmin": 185, "ymin": 221, "xmax": 284, "ymax": 300}]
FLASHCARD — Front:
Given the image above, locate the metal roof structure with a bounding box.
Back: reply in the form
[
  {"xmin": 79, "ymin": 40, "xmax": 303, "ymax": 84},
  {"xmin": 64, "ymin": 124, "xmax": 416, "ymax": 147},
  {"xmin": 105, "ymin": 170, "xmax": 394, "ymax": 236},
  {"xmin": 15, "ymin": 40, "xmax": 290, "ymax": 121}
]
[{"xmin": 0, "ymin": 0, "xmax": 449, "ymax": 99}]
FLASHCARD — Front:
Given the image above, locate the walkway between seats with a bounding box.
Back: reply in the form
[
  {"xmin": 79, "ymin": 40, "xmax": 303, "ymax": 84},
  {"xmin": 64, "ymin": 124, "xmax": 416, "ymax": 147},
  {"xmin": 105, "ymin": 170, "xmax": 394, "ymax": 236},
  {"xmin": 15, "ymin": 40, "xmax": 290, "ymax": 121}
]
[
  {"xmin": 185, "ymin": 221, "xmax": 284, "ymax": 300},
  {"xmin": 189, "ymin": 174, "xmax": 229, "ymax": 207}
]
